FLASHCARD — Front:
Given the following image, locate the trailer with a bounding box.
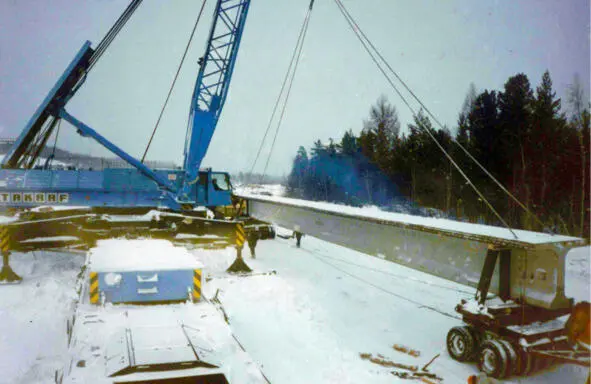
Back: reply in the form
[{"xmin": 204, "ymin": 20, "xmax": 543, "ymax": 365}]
[
  {"xmin": 447, "ymin": 242, "xmax": 591, "ymax": 379},
  {"xmin": 59, "ymin": 239, "xmax": 267, "ymax": 384}
]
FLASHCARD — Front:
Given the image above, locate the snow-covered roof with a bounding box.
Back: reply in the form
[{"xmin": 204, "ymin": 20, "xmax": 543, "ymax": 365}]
[
  {"xmin": 90, "ymin": 239, "xmax": 202, "ymax": 272},
  {"xmin": 238, "ymin": 193, "xmax": 584, "ymax": 247}
]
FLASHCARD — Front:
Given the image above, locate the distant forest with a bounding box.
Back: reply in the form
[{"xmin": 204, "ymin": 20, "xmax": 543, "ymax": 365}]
[{"xmin": 286, "ymin": 72, "xmax": 590, "ymax": 238}]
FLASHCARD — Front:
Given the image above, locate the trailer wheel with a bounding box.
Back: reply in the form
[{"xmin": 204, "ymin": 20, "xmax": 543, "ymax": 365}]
[
  {"xmin": 478, "ymin": 339, "xmax": 510, "ymax": 378},
  {"xmin": 498, "ymin": 339, "xmax": 518, "ymax": 376},
  {"xmin": 447, "ymin": 326, "xmax": 477, "ymax": 361}
]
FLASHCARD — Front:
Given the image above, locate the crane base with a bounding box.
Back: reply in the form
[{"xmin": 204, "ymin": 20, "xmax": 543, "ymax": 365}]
[
  {"xmin": 0, "ymin": 265, "xmax": 22, "ymax": 284},
  {"xmin": 227, "ymin": 255, "xmax": 252, "ymax": 274}
]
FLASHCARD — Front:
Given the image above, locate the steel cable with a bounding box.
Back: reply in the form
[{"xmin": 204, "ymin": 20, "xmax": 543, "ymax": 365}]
[
  {"xmin": 334, "ymin": 0, "xmax": 519, "ymax": 239},
  {"xmin": 141, "ymin": 0, "xmax": 209, "ymax": 162},
  {"xmin": 88, "ymin": 0, "xmax": 144, "ymax": 71},
  {"xmin": 250, "ymin": 0, "xmax": 315, "ymax": 183},
  {"xmin": 334, "ymin": 0, "xmax": 546, "ymax": 233}
]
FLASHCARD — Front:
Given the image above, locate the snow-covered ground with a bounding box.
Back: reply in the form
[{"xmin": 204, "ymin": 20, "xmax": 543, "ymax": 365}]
[
  {"xmin": 0, "ymin": 233, "xmax": 588, "ymax": 383},
  {"xmin": 0, "ymin": 251, "xmax": 85, "ymax": 383},
  {"xmin": 199, "ymin": 234, "xmax": 590, "ymax": 384}
]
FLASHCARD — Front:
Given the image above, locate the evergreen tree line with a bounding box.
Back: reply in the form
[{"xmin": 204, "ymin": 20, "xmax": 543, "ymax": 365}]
[{"xmin": 287, "ymin": 72, "xmax": 590, "ymax": 237}]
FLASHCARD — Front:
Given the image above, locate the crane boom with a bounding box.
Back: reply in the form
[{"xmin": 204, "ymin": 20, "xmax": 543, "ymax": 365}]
[
  {"xmin": 0, "ymin": 0, "xmax": 252, "ymax": 211},
  {"xmin": 182, "ymin": 0, "xmax": 250, "ymax": 188}
]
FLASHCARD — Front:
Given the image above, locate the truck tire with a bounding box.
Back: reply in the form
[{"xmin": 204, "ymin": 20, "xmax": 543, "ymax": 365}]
[
  {"xmin": 478, "ymin": 339, "xmax": 510, "ymax": 378},
  {"xmin": 498, "ymin": 339, "xmax": 518, "ymax": 377},
  {"xmin": 447, "ymin": 326, "xmax": 477, "ymax": 361}
]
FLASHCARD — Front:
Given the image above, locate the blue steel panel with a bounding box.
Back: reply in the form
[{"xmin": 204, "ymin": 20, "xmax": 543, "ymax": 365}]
[
  {"xmin": 0, "ymin": 168, "xmax": 190, "ymax": 209},
  {"xmin": 98, "ymin": 270, "xmax": 193, "ymax": 303},
  {"xmin": 52, "ymin": 171, "xmax": 79, "ymax": 189},
  {"xmin": 1, "ymin": 170, "xmax": 26, "ymax": 188},
  {"xmin": 104, "ymin": 169, "xmax": 131, "ymax": 191},
  {"xmin": 78, "ymin": 171, "xmax": 104, "ymax": 190},
  {"xmin": 129, "ymin": 170, "xmax": 159, "ymax": 191},
  {"xmin": 23, "ymin": 170, "xmax": 52, "ymax": 189},
  {"xmin": 155, "ymin": 170, "xmax": 184, "ymax": 191}
]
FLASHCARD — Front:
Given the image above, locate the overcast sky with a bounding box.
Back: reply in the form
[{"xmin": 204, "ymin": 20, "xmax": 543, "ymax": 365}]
[{"xmin": 1, "ymin": 0, "xmax": 589, "ymax": 176}]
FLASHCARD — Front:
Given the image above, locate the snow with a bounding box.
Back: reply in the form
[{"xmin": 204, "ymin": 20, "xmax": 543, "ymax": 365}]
[
  {"xmin": 0, "ymin": 233, "xmax": 588, "ymax": 383},
  {"xmin": 89, "ymin": 239, "xmax": 202, "ymax": 272},
  {"xmin": 0, "ymin": 215, "xmax": 17, "ymax": 224},
  {"xmin": 236, "ymin": 192, "xmax": 584, "ymax": 245},
  {"xmin": 20, "ymin": 236, "xmax": 79, "ymax": 243},
  {"xmin": 28, "ymin": 206, "xmax": 91, "ymax": 213},
  {"xmin": 507, "ymin": 318, "xmax": 567, "ymax": 336},
  {"xmin": 65, "ymin": 303, "xmax": 265, "ymax": 383},
  {"xmin": 565, "ymin": 246, "xmax": 591, "ymax": 303},
  {"xmin": 0, "ymin": 251, "xmax": 85, "ymax": 383},
  {"xmin": 196, "ymin": 233, "xmax": 590, "ymax": 383},
  {"xmin": 236, "ymin": 184, "xmax": 286, "ymax": 197}
]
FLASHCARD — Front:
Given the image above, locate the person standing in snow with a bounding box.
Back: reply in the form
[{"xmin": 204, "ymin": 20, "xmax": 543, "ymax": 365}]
[
  {"xmin": 247, "ymin": 231, "xmax": 258, "ymax": 258},
  {"xmin": 293, "ymin": 231, "xmax": 303, "ymax": 247}
]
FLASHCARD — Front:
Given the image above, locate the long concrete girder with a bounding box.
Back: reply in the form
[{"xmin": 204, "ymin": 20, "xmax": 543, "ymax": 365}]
[{"xmin": 239, "ymin": 194, "xmax": 585, "ymax": 310}]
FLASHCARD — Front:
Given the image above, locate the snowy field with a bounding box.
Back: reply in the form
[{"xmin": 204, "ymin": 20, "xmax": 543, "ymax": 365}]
[{"xmin": 0, "ymin": 232, "xmax": 588, "ymax": 383}]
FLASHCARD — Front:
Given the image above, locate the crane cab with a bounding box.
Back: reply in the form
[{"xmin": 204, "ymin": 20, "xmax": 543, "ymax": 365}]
[{"xmin": 192, "ymin": 169, "xmax": 233, "ymax": 209}]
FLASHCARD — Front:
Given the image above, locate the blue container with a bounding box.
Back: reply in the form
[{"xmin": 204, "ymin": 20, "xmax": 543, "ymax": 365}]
[{"xmin": 88, "ymin": 239, "xmax": 202, "ymax": 304}]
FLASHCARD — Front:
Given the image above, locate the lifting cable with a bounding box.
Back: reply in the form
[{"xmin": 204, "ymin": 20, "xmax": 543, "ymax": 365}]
[
  {"xmin": 334, "ymin": 0, "xmax": 547, "ymax": 233},
  {"xmin": 313, "ymin": 252, "xmax": 474, "ymax": 296},
  {"xmin": 141, "ymin": 0, "xmax": 209, "ymax": 162},
  {"xmin": 48, "ymin": 119, "xmax": 62, "ymax": 168},
  {"xmin": 88, "ymin": 0, "xmax": 144, "ymax": 71},
  {"xmin": 249, "ymin": 0, "xmax": 315, "ymax": 183},
  {"xmin": 46, "ymin": 0, "xmax": 142, "ymax": 162},
  {"xmin": 334, "ymin": 0, "xmax": 520, "ymax": 239},
  {"xmin": 302, "ymin": 247, "xmax": 461, "ymax": 320}
]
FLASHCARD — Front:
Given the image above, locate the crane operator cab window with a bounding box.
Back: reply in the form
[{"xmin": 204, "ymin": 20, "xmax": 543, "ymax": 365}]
[{"xmin": 211, "ymin": 173, "xmax": 231, "ymax": 191}]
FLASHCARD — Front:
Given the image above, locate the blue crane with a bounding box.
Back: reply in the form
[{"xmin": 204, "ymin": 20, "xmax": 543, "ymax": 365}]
[{"xmin": 0, "ymin": 0, "xmax": 250, "ymax": 212}]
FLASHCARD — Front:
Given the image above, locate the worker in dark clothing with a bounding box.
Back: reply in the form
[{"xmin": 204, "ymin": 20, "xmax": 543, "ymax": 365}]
[
  {"xmin": 291, "ymin": 225, "xmax": 303, "ymax": 247},
  {"xmin": 294, "ymin": 232, "xmax": 302, "ymax": 247},
  {"xmin": 247, "ymin": 231, "xmax": 259, "ymax": 258}
]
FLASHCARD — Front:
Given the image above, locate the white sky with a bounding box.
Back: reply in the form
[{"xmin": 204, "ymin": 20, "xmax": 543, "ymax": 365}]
[{"xmin": 0, "ymin": 0, "xmax": 589, "ymax": 176}]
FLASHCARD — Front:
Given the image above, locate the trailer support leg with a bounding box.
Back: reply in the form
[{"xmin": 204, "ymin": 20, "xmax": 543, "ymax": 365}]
[
  {"xmin": 0, "ymin": 251, "xmax": 22, "ymax": 284},
  {"xmin": 476, "ymin": 248, "xmax": 498, "ymax": 305},
  {"xmin": 499, "ymin": 250, "xmax": 511, "ymax": 302}
]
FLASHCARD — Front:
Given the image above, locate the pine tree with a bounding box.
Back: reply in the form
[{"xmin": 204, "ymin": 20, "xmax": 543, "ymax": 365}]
[
  {"xmin": 287, "ymin": 146, "xmax": 309, "ymax": 197},
  {"xmin": 498, "ymin": 74, "xmax": 535, "ymax": 226}
]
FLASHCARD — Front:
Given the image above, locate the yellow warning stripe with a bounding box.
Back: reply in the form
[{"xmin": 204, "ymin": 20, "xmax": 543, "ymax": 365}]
[
  {"xmin": 235, "ymin": 223, "xmax": 246, "ymax": 247},
  {"xmin": 89, "ymin": 272, "xmax": 99, "ymax": 304},
  {"xmin": 0, "ymin": 238, "xmax": 9, "ymax": 251},
  {"xmin": 0, "ymin": 227, "xmax": 10, "ymax": 252},
  {"xmin": 192, "ymin": 269, "xmax": 202, "ymax": 301},
  {"xmin": 90, "ymin": 279, "xmax": 99, "ymax": 294}
]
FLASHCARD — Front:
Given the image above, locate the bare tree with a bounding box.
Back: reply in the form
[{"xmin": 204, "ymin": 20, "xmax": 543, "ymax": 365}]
[{"xmin": 363, "ymin": 95, "xmax": 400, "ymax": 139}]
